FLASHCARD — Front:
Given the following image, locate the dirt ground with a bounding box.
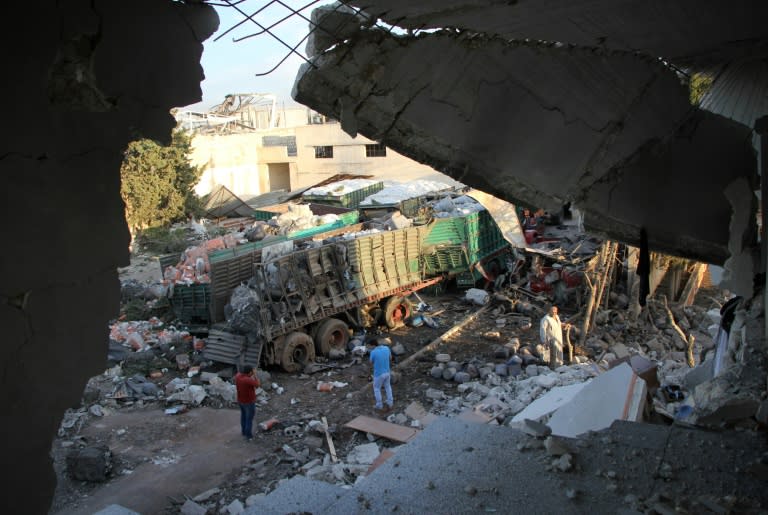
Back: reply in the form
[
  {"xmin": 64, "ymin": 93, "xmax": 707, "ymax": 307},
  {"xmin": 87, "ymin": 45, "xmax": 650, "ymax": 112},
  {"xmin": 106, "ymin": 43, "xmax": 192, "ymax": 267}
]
[
  {"xmin": 48, "ymin": 253, "xmax": 728, "ymax": 515},
  {"xmin": 50, "ymin": 255, "xmax": 498, "ymax": 514}
]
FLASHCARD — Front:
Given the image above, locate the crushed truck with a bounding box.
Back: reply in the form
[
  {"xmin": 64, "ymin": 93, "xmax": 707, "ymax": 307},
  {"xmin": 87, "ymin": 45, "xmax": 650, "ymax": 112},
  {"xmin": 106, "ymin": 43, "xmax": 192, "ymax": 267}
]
[
  {"xmin": 161, "ymin": 205, "xmax": 362, "ymax": 324},
  {"xmin": 221, "ymin": 203, "xmax": 514, "ymax": 372}
]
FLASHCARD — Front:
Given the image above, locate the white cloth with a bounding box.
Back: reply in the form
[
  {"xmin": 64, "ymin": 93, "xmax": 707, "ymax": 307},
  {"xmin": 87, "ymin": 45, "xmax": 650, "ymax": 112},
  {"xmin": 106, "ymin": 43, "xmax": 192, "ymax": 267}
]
[{"xmin": 539, "ymin": 314, "xmax": 563, "ymax": 347}]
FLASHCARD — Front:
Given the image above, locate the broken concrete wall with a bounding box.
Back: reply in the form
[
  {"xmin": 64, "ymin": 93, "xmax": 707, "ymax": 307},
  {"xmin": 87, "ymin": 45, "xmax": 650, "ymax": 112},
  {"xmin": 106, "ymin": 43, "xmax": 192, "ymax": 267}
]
[
  {"xmin": 0, "ymin": 2, "xmax": 217, "ymax": 513},
  {"xmin": 348, "ymin": 1, "xmax": 768, "ymax": 65},
  {"xmin": 293, "ymin": 26, "xmax": 757, "ymax": 265}
]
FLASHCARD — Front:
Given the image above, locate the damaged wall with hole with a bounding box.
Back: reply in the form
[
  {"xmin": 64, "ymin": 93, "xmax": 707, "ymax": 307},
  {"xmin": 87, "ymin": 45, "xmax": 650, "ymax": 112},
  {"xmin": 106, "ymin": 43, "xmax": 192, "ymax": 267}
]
[
  {"xmin": 293, "ymin": 1, "xmax": 768, "ymax": 272},
  {"xmin": 0, "ymin": 2, "xmax": 218, "ymax": 513}
]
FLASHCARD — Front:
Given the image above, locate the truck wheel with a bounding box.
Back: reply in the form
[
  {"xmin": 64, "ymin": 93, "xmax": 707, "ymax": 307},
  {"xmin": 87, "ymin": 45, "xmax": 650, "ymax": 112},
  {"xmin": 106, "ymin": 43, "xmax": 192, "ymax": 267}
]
[
  {"xmin": 280, "ymin": 332, "xmax": 315, "ymax": 373},
  {"xmin": 383, "ymin": 296, "xmax": 412, "ymax": 329},
  {"xmin": 314, "ymin": 318, "xmax": 349, "ymax": 355}
]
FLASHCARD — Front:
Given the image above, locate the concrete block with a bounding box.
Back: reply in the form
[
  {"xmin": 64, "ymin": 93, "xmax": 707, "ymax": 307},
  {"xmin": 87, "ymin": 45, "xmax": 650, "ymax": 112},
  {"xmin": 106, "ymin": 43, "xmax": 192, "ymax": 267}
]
[
  {"xmin": 696, "ymin": 398, "xmax": 760, "ymax": 426},
  {"xmin": 683, "ymin": 359, "xmax": 714, "ymax": 390},
  {"xmin": 425, "ymin": 388, "xmax": 445, "ymax": 400},
  {"xmin": 66, "ymin": 445, "xmax": 112, "ymax": 482},
  {"xmin": 226, "ymin": 499, "xmax": 244, "ymax": 514},
  {"xmin": 544, "ymin": 436, "xmax": 572, "ymax": 456},
  {"xmin": 435, "ymin": 353, "xmax": 451, "ymax": 363},
  {"xmin": 520, "ymin": 418, "xmax": 552, "ymax": 438},
  {"xmin": 347, "ymin": 442, "xmax": 380, "ymax": 465},
  {"xmin": 512, "ymin": 382, "xmax": 588, "ymax": 423},
  {"xmin": 457, "ymin": 382, "xmax": 473, "ymax": 393},
  {"xmin": 304, "ymin": 435, "xmax": 324, "ymax": 449},
  {"xmin": 534, "ymin": 374, "xmax": 558, "ymax": 389},
  {"xmin": 393, "ymin": 413, "xmax": 408, "ymax": 425},
  {"xmin": 611, "ymin": 343, "xmax": 630, "ymax": 360},
  {"xmin": 181, "ymin": 500, "xmax": 208, "ymax": 515},
  {"xmin": 454, "ymin": 372, "xmax": 471, "ymax": 383},
  {"xmin": 548, "ymin": 363, "xmax": 647, "ymax": 438}
]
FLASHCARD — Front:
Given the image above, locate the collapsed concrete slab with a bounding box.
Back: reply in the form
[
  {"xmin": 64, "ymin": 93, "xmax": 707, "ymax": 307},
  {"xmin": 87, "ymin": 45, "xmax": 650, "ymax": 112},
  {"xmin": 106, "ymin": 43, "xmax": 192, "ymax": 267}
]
[
  {"xmin": 293, "ymin": 26, "xmax": 757, "ymax": 264},
  {"xmin": 244, "ymin": 416, "xmax": 768, "ymax": 515},
  {"xmin": 547, "ymin": 363, "xmax": 647, "ymax": 437},
  {"xmin": 511, "ymin": 381, "xmax": 588, "ymax": 423},
  {"xmin": 343, "ymin": 1, "xmax": 768, "ymax": 65}
]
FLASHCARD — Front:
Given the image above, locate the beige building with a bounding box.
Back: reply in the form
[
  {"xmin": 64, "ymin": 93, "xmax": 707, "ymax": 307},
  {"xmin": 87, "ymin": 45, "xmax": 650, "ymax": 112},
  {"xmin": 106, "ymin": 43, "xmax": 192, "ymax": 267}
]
[{"xmin": 185, "ymin": 104, "xmax": 452, "ymax": 200}]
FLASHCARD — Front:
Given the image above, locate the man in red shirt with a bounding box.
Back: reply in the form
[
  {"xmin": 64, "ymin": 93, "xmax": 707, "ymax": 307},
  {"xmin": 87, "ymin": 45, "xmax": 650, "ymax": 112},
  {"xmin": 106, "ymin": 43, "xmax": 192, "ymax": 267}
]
[{"xmin": 234, "ymin": 364, "xmax": 261, "ymax": 440}]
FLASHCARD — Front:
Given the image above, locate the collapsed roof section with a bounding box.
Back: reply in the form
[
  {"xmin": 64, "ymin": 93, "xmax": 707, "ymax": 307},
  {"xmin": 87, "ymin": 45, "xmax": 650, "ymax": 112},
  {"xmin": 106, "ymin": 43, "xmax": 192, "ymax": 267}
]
[
  {"xmin": 348, "ymin": 0, "xmax": 768, "ymax": 65},
  {"xmin": 292, "ymin": 1, "xmax": 766, "ymax": 265}
]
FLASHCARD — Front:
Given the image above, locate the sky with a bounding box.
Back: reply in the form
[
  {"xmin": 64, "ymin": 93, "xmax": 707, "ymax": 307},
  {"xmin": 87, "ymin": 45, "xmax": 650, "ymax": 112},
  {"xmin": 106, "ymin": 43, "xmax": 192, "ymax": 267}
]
[{"xmin": 183, "ymin": 1, "xmax": 317, "ymax": 111}]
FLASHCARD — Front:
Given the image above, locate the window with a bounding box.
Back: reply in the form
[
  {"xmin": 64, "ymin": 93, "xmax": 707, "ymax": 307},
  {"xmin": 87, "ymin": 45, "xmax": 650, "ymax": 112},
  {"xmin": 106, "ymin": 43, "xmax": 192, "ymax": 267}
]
[
  {"xmin": 314, "ymin": 145, "xmax": 333, "ymax": 159},
  {"xmin": 365, "ymin": 143, "xmax": 387, "ymax": 157}
]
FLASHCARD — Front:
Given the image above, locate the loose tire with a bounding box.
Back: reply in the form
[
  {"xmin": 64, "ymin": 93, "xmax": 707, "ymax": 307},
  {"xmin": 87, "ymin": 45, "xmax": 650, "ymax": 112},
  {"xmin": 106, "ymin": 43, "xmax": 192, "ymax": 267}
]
[
  {"xmin": 314, "ymin": 318, "xmax": 349, "ymax": 356},
  {"xmin": 280, "ymin": 332, "xmax": 315, "ymax": 373},
  {"xmin": 383, "ymin": 296, "xmax": 412, "ymax": 329}
]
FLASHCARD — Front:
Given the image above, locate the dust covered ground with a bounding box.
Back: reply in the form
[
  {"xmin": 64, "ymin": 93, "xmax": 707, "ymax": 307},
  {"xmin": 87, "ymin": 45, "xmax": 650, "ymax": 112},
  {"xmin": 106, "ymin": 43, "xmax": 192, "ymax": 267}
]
[{"xmin": 48, "ymin": 254, "xmax": 735, "ymax": 515}]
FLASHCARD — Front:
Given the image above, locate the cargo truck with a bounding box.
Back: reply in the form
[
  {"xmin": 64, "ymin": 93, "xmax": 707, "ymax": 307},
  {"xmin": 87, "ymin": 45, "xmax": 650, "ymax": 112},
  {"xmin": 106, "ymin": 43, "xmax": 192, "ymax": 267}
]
[{"xmin": 225, "ymin": 207, "xmax": 512, "ymax": 372}]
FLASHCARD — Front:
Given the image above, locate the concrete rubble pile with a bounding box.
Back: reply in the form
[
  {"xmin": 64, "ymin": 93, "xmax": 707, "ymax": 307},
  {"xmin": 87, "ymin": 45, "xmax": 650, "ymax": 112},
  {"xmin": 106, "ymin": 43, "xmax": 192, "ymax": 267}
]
[{"xmin": 77, "ymin": 170, "xmax": 765, "ymax": 515}]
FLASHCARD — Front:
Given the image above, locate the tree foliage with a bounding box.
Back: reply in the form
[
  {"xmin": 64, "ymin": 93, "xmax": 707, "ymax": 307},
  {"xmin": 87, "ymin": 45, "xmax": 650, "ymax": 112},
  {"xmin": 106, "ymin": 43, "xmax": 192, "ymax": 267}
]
[
  {"xmin": 689, "ymin": 72, "xmax": 714, "ymax": 106},
  {"xmin": 120, "ymin": 129, "xmax": 204, "ymax": 233}
]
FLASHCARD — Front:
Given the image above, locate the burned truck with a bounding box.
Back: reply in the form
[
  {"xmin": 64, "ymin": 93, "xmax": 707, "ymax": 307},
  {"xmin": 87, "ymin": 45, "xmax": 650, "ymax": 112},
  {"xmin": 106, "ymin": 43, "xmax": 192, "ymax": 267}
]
[
  {"xmin": 225, "ymin": 226, "xmax": 446, "ymax": 372},
  {"xmin": 223, "ymin": 200, "xmax": 513, "ymax": 372}
]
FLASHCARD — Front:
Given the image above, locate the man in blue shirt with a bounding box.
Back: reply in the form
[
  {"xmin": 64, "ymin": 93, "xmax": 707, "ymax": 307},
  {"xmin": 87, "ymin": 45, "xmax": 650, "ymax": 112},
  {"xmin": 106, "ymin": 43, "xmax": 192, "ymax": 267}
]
[{"xmin": 369, "ymin": 339, "xmax": 394, "ymax": 413}]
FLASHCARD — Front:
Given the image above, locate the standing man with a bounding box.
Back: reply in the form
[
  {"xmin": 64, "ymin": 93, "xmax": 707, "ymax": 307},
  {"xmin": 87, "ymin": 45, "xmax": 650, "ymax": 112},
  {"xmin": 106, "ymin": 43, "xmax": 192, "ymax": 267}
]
[
  {"xmin": 235, "ymin": 364, "xmax": 260, "ymax": 441},
  {"xmin": 540, "ymin": 305, "xmax": 569, "ymax": 368},
  {"xmin": 369, "ymin": 339, "xmax": 394, "ymax": 413}
]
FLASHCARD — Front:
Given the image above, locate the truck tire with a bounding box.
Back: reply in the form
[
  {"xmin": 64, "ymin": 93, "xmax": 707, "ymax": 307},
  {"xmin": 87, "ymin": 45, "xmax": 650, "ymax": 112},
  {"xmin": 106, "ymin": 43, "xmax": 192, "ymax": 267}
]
[
  {"xmin": 314, "ymin": 318, "xmax": 349, "ymax": 355},
  {"xmin": 280, "ymin": 332, "xmax": 315, "ymax": 373},
  {"xmin": 383, "ymin": 296, "xmax": 412, "ymax": 329}
]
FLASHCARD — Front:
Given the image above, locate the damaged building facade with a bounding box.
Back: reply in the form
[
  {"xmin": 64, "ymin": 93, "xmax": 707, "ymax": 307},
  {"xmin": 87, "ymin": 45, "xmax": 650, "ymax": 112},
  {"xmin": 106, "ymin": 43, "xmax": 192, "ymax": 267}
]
[
  {"xmin": 177, "ymin": 99, "xmax": 445, "ymax": 199},
  {"xmin": 2, "ymin": 1, "xmax": 767, "ymax": 513}
]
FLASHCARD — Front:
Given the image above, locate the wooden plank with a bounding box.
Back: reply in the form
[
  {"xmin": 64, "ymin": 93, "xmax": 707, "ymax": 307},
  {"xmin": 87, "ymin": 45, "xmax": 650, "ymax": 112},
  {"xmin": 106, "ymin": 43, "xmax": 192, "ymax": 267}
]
[
  {"xmin": 321, "ymin": 416, "xmax": 338, "ymax": 463},
  {"xmin": 344, "ymin": 415, "xmax": 420, "ymax": 443}
]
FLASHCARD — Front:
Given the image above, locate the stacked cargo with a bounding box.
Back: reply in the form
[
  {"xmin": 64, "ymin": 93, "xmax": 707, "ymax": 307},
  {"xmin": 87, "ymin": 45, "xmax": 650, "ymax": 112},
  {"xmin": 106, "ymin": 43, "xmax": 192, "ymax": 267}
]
[
  {"xmin": 346, "ymin": 226, "xmax": 425, "ymax": 297},
  {"xmin": 302, "ymin": 179, "xmax": 384, "ymax": 208},
  {"xmin": 421, "ymin": 209, "xmax": 507, "ymax": 281},
  {"xmin": 165, "ymin": 208, "xmax": 361, "ymax": 324}
]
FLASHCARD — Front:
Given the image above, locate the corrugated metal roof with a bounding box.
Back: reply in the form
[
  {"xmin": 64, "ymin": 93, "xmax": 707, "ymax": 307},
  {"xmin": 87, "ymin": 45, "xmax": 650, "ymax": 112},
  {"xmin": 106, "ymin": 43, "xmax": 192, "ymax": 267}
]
[{"xmin": 700, "ymin": 57, "xmax": 768, "ymax": 149}]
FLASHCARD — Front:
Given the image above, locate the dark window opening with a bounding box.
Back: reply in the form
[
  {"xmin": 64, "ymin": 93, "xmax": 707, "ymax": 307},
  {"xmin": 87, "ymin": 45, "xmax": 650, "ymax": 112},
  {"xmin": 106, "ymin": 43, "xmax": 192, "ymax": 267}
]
[
  {"xmin": 314, "ymin": 145, "xmax": 333, "ymax": 159},
  {"xmin": 365, "ymin": 143, "xmax": 387, "ymax": 157}
]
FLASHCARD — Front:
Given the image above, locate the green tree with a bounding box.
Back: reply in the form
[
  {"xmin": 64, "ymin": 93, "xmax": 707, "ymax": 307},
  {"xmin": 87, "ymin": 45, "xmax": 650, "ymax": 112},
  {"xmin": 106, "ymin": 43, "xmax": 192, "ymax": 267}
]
[
  {"xmin": 689, "ymin": 72, "xmax": 714, "ymax": 106},
  {"xmin": 120, "ymin": 129, "xmax": 204, "ymax": 235}
]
